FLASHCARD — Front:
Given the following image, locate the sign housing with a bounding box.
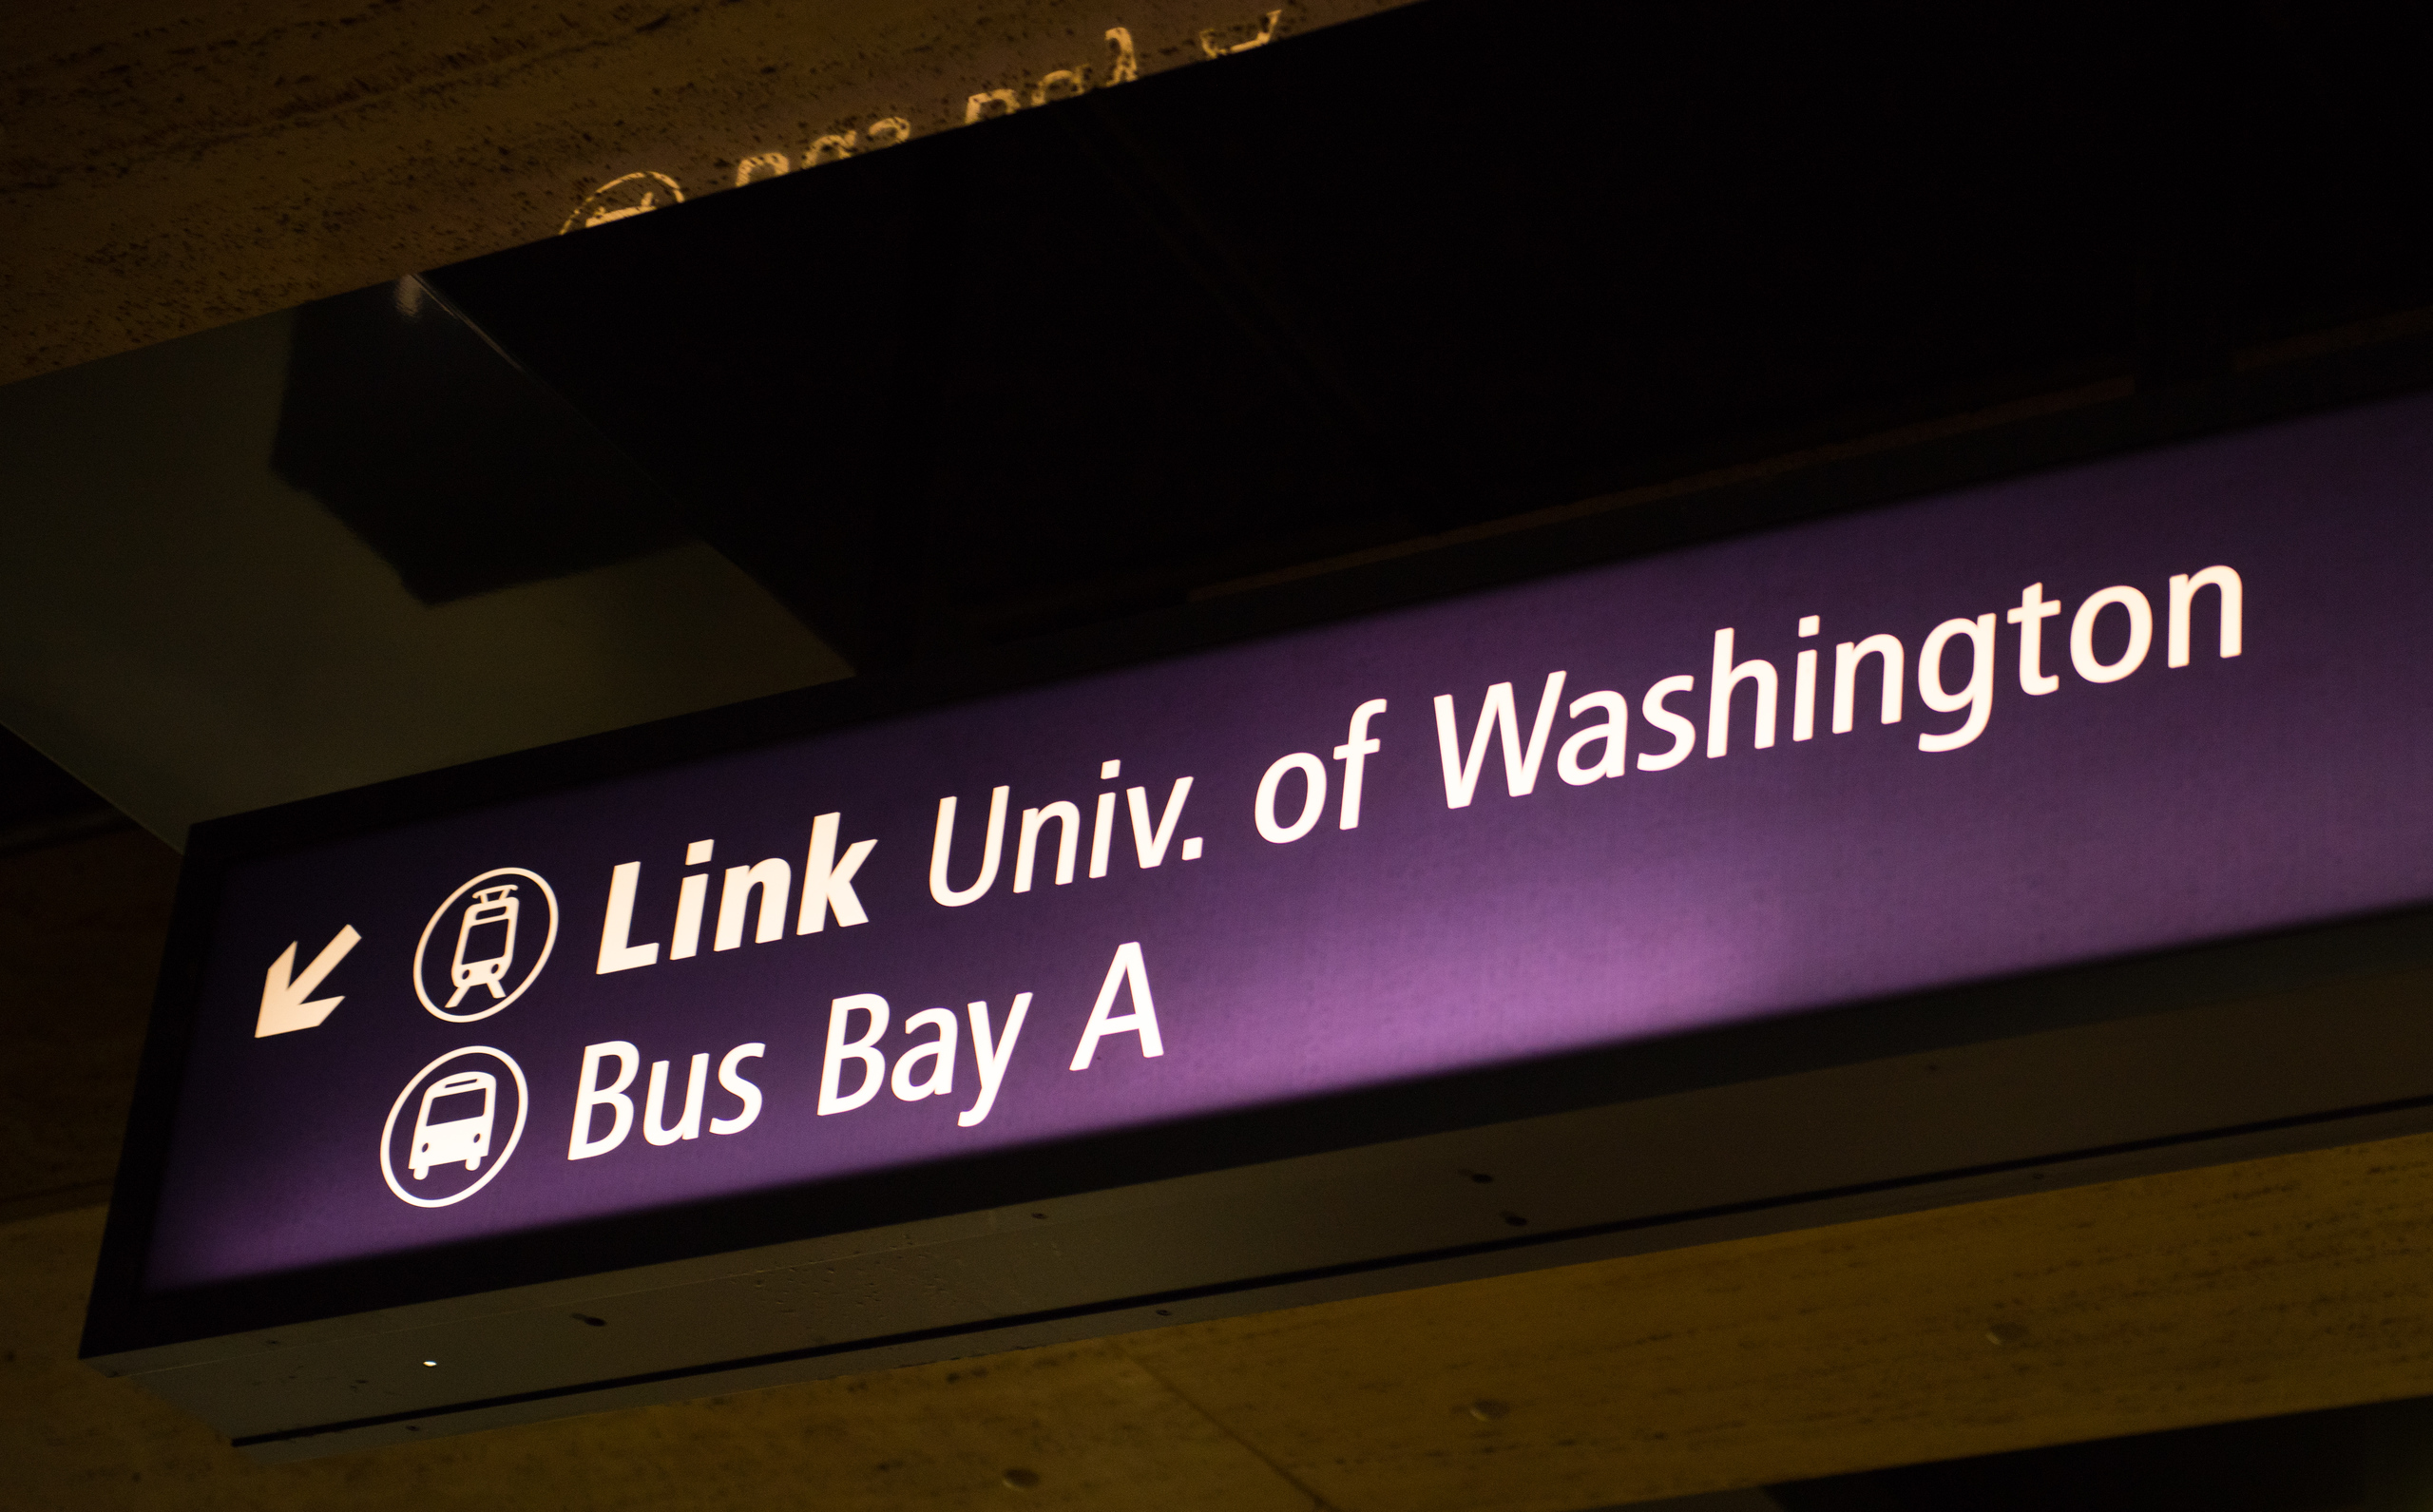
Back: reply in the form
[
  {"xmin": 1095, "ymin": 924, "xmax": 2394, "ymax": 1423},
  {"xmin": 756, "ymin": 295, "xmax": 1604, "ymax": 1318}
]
[{"xmin": 86, "ymin": 392, "xmax": 2433, "ymax": 1456}]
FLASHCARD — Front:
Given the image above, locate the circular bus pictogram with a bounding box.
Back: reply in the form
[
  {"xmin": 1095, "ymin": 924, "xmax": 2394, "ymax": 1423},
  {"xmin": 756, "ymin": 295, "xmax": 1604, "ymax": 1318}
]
[{"xmin": 379, "ymin": 1045, "xmax": 530, "ymax": 1209}]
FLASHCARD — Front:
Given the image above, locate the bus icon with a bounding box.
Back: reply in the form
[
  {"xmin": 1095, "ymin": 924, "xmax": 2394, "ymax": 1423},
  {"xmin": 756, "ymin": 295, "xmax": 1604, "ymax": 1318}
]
[
  {"xmin": 382, "ymin": 1046, "xmax": 528, "ymax": 1208},
  {"xmin": 446, "ymin": 885, "xmax": 520, "ymax": 1007},
  {"xmin": 410, "ymin": 1070, "xmax": 497, "ymax": 1178}
]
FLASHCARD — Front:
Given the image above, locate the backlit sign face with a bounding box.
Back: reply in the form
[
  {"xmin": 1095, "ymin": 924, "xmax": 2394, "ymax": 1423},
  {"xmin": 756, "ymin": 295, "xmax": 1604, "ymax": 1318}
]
[{"xmin": 138, "ymin": 392, "xmax": 2433, "ymax": 1297}]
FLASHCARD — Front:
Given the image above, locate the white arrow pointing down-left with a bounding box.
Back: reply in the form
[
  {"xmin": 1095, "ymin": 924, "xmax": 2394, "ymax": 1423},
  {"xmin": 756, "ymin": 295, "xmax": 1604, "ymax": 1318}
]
[{"xmin": 256, "ymin": 926, "xmax": 363, "ymax": 1038}]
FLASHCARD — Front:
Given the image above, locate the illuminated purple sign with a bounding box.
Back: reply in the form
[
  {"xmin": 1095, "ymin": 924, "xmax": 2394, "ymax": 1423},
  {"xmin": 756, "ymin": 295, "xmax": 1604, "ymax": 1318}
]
[{"xmin": 143, "ymin": 392, "xmax": 2433, "ymax": 1294}]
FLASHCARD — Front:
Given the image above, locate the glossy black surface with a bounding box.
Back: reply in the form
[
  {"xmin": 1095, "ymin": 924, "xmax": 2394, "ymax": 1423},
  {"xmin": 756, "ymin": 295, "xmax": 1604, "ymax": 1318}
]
[{"xmin": 274, "ymin": 282, "xmax": 688, "ymax": 605}]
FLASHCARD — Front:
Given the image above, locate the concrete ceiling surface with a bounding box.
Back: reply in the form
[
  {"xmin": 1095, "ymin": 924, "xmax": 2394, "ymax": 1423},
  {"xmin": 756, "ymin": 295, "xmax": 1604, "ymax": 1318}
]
[
  {"xmin": 10, "ymin": 1126, "xmax": 2433, "ymax": 1509},
  {"xmin": 0, "ymin": 0, "xmax": 1410, "ymax": 385}
]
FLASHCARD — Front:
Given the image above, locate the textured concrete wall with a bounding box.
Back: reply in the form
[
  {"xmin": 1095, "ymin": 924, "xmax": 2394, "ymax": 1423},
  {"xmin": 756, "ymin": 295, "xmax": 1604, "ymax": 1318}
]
[
  {"xmin": 0, "ymin": 830, "xmax": 180, "ymax": 1223},
  {"xmin": 11, "ymin": 1132, "xmax": 2433, "ymax": 1508},
  {"xmin": 0, "ymin": 0, "xmax": 1410, "ymax": 383}
]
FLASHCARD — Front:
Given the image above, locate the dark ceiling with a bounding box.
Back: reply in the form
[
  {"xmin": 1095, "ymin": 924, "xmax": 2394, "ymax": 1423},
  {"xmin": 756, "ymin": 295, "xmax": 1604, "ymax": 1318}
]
[{"xmin": 341, "ymin": 0, "xmax": 2433, "ymax": 673}]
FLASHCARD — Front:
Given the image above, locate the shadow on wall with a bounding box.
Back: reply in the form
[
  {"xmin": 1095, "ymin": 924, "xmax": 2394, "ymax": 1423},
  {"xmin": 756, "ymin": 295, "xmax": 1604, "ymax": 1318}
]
[
  {"xmin": 1765, "ymin": 1393, "xmax": 2433, "ymax": 1511},
  {"xmin": 0, "ymin": 727, "xmax": 126, "ymax": 857}
]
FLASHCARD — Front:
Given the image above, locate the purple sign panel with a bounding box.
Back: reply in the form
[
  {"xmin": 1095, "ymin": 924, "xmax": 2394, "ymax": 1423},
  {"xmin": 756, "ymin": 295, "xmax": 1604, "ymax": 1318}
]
[{"xmin": 144, "ymin": 393, "xmax": 2433, "ymax": 1293}]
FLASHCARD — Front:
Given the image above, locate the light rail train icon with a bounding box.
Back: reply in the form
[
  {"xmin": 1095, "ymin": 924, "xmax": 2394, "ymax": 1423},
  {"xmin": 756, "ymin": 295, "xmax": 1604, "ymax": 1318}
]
[
  {"xmin": 409, "ymin": 1070, "xmax": 497, "ymax": 1178},
  {"xmin": 445, "ymin": 885, "xmax": 520, "ymax": 1007},
  {"xmin": 412, "ymin": 868, "xmax": 558, "ymax": 1024}
]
